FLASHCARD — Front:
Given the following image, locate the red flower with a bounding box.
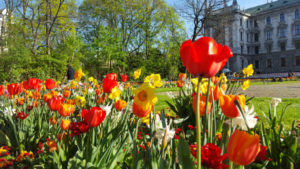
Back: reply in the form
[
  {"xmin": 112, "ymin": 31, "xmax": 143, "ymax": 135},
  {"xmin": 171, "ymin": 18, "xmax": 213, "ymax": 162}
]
[
  {"xmin": 16, "ymin": 111, "xmax": 29, "ymax": 120},
  {"xmin": 81, "ymin": 107, "xmax": 106, "ymax": 127},
  {"xmin": 180, "ymin": 37, "xmax": 233, "ymax": 77},
  {"xmin": 47, "ymin": 96, "xmax": 65, "ymax": 111},
  {"xmin": 23, "ymin": 78, "xmax": 43, "ymax": 91},
  {"xmin": 45, "ymin": 79, "xmax": 56, "ymax": 90},
  {"xmin": 0, "ymin": 85, "xmax": 4, "ymax": 95},
  {"xmin": 102, "ymin": 73, "xmax": 118, "ymax": 93},
  {"xmin": 7, "ymin": 83, "xmax": 22, "ymax": 96},
  {"xmin": 188, "ymin": 125, "xmax": 194, "ymax": 130},
  {"xmin": 69, "ymin": 121, "xmax": 90, "ymax": 137},
  {"xmin": 256, "ymin": 145, "xmax": 272, "ymax": 162},
  {"xmin": 121, "ymin": 74, "xmax": 129, "ymax": 82},
  {"xmin": 190, "ymin": 143, "xmax": 228, "ymax": 169}
]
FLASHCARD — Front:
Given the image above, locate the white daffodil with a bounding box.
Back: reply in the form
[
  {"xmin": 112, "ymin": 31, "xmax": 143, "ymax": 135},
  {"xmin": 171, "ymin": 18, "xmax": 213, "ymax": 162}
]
[
  {"xmin": 184, "ymin": 79, "xmax": 193, "ymax": 90},
  {"xmin": 100, "ymin": 104, "xmax": 113, "ymax": 116},
  {"xmin": 88, "ymin": 88, "xmax": 94, "ymax": 94},
  {"xmin": 154, "ymin": 114, "xmax": 175, "ymax": 145},
  {"xmin": 231, "ymin": 105, "xmax": 257, "ymax": 131},
  {"xmin": 272, "ymin": 98, "xmax": 282, "ymax": 107},
  {"xmin": 3, "ymin": 106, "xmax": 16, "ymax": 117}
]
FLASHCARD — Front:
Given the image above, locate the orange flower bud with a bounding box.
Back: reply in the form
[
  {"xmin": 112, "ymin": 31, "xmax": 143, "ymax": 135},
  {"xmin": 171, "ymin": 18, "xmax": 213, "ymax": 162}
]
[
  {"xmin": 63, "ymin": 90, "xmax": 71, "ymax": 98},
  {"xmin": 219, "ymin": 95, "xmax": 245, "ymax": 118},
  {"xmin": 114, "ymin": 100, "xmax": 127, "ymax": 111},
  {"xmin": 192, "ymin": 93, "xmax": 211, "ymax": 116},
  {"xmin": 176, "ymin": 80, "xmax": 184, "ymax": 88},
  {"xmin": 58, "ymin": 104, "xmax": 75, "ymax": 117}
]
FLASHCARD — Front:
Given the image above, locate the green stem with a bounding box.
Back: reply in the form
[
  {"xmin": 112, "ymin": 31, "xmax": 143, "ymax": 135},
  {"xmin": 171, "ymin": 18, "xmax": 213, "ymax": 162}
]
[
  {"xmin": 196, "ymin": 76, "xmax": 202, "ymax": 169},
  {"xmin": 229, "ymin": 119, "xmax": 233, "ymax": 169}
]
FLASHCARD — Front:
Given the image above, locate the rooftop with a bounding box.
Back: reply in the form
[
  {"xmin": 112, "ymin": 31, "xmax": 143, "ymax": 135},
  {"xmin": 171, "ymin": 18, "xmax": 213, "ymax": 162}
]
[{"xmin": 245, "ymin": 0, "xmax": 300, "ymax": 14}]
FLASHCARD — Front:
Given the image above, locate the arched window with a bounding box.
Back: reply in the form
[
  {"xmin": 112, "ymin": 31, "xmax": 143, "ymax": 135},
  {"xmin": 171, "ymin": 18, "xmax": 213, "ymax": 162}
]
[{"xmin": 296, "ymin": 9, "xmax": 300, "ymax": 19}]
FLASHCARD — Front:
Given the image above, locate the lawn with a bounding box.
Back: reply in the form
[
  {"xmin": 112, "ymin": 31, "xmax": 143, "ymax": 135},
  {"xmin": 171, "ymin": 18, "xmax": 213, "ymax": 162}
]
[{"xmin": 155, "ymin": 89, "xmax": 300, "ymax": 129}]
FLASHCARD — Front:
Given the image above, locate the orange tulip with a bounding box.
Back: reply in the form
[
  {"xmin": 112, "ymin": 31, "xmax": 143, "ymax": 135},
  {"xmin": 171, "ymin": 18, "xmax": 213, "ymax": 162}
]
[
  {"xmin": 227, "ymin": 129, "xmax": 260, "ymax": 166},
  {"xmin": 211, "ymin": 85, "xmax": 223, "ymax": 101},
  {"xmin": 60, "ymin": 119, "xmax": 71, "ymax": 130},
  {"xmin": 176, "ymin": 80, "xmax": 184, "ymax": 88},
  {"xmin": 178, "ymin": 73, "xmax": 186, "ymax": 81},
  {"xmin": 43, "ymin": 93, "xmax": 52, "ymax": 102},
  {"xmin": 17, "ymin": 97, "xmax": 25, "ymax": 105},
  {"xmin": 57, "ymin": 132, "xmax": 67, "ymax": 141},
  {"xmin": 63, "ymin": 90, "xmax": 71, "ymax": 98},
  {"xmin": 58, "ymin": 104, "xmax": 75, "ymax": 117},
  {"xmin": 192, "ymin": 93, "xmax": 211, "ymax": 116},
  {"xmin": 47, "ymin": 139, "xmax": 57, "ymax": 152},
  {"xmin": 114, "ymin": 100, "xmax": 127, "ymax": 111},
  {"xmin": 50, "ymin": 116, "xmax": 57, "ymax": 125},
  {"xmin": 66, "ymin": 99, "xmax": 75, "ymax": 105},
  {"xmin": 219, "ymin": 95, "xmax": 245, "ymax": 118}
]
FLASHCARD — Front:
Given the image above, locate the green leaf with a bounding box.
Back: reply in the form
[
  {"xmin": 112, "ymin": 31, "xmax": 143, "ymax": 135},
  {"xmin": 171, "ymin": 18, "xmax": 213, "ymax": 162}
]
[{"xmin": 178, "ymin": 136, "xmax": 195, "ymax": 169}]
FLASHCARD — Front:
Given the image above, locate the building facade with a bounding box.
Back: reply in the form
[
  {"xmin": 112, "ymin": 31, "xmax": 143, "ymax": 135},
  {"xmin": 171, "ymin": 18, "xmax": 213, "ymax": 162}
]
[
  {"xmin": 0, "ymin": 8, "xmax": 7, "ymax": 52},
  {"xmin": 207, "ymin": 0, "xmax": 300, "ymax": 73}
]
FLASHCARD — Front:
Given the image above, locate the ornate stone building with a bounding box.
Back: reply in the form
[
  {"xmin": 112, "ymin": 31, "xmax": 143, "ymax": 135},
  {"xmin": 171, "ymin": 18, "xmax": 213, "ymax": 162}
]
[{"xmin": 206, "ymin": 0, "xmax": 300, "ymax": 73}]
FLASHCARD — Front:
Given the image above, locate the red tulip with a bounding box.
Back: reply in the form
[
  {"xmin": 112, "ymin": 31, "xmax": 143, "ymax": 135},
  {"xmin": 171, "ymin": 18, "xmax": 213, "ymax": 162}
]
[
  {"xmin": 23, "ymin": 78, "xmax": 43, "ymax": 91},
  {"xmin": 227, "ymin": 129, "xmax": 260, "ymax": 166},
  {"xmin": 180, "ymin": 37, "xmax": 233, "ymax": 77},
  {"xmin": 102, "ymin": 73, "xmax": 118, "ymax": 93},
  {"xmin": 45, "ymin": 79, "xmax": 56, "ymax": 90},
  {"xmin": 7, "ymin": 83, "xmax": 22, "ymax": 96},
  {"xmin": 0, "ymin": 85, "xmax": 3, "ymax": 95},
  {"xmin": 121, "ymin": 74, "xmax": 129, "ymax": 82},
  {"xmin": 47, "ymin": 96, "xmax": 65, "ymax": 111},
  {"xmin": 81, "ymin": 107, "xmax": 106, "ymax": 127},
  {"xmin": 16, "ymin": 111, "xmax": 29, "ymax": 120}
]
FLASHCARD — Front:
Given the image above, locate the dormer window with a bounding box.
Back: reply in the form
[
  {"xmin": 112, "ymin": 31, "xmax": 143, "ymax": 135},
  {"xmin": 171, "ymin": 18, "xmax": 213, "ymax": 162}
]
[
  {"xmin": 266, "ymin": 16, "xmax": 271, "ymax": 25},
  {"xmin": 280, "ymin": 13, "xmax": 285, "ymax": 22}
]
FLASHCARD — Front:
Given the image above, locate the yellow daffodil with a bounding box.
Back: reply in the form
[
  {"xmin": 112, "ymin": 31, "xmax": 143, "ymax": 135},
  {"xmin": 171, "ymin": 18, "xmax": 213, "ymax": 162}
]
[
  {"xmin": 243, "ymin": 64, "xmax": 254, "ymax": 77},
  {"xmin": 134, "ymin": 83, "xmax": 157, "ymax": 111},
  {"xmin": 141, "ymin": 114, "xmax": 150, "ymax": 125},
  {"xmin": 93, "ymin": 79, "xmax": 98, "ymax": 86},
  {"xmin": 88, "ymin": 77, "xmax": 94, "ymax": 82},
  {"xmin": 74, "ymin": 68, "xmax": 85, "ymax": 81},
  {"xmin": 220, "ymin": 73, "xmax": 228, "ymax": 83},
  {"xmin": 56, "ymin": 81, "xmax": 61, "ymax": 85},
  {"xmin": 144, "ymin": 74, "xmax": 163, "ymax": 88},
  {"xmin": 133, "ymin": 68, "xmax": 142, "ymax": 79},
  {"xmin": 242, "ymin": 79, "xmax": 250, "ymax": 90},
  {"xmin": 75, "ymin": 95, "xmax": 86, "ymax": 107},
  {"xmin": 109, "ymin": 87, "xmax": 121, "ymax": 101},
  {"xmin": 70, "ymin": 80, "xmax": 78, "ymax": 89}
]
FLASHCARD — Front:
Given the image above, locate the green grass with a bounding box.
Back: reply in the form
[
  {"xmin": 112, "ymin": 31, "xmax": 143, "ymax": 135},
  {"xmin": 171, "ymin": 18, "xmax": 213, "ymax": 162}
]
[
  {"xmin": 155, "ymin": 92, "xmax": 300, "ymax": 129},
  {"xmin": 155, "ymin": 87, "xmax": 180, "ymax": 93}
]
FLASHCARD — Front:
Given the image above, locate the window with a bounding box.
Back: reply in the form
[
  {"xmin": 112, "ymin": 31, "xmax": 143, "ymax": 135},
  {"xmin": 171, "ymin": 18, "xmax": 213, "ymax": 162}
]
[
  {"xmin": 254, "ymin": 20, "xmax": 258, "ymax": 27},
  {"xmin": 266, "ymin": 45, "xmax": 272, "ymax": 54},
  {"xmin": 242, "ymin": 60, "xmax": 244, "ymax": 68},
  {"xmin": 266, "ymin": 31, "xmax": 272, "ymax": 40},
  {"xmin": 267, "ymin": 59, "xmax": 272, "ymax": 68},
  {"xmin": 255, "ymin": 33, "xmax": 259, "ymax": 42},
  {"xmin": 255, "ymin": 60, "xmax": 259, "ymax": 69},
  {"xmin": 247, "ymin": 33, "xmax": 249, "ymax": 42},
  {"xmin": 296, "ymin": 56, "xmax": 300, "ymax": 66},
  {"xmin": 280, "ymin": 42, "xmax": 286, "ymax": 51},
  {"xmin": 279, "ymin": 28, "xmax": 286, "ymax": 38},
  {"xmin": 247, "ymin": 46, "xmax": 250, "ymax": 54},
  {"xmin": 266, "ymin": 16, "xmax": 271, "ymax": 25},
  {"xmin": 281, "ymin": 58, "xmax": 286, "ymax": 67},
  {"xmin": 240, "ymin": 32, "xmax": 243, "ymax": 41},
  {"xmin": 296, "ymin": 9, "xmax": 300, "ymax": 19},
  {"xmin": 280, "ymin": 13, "xmax": 285, "ymax": 22},
  {"xmin": 240, "ymin": 18, "xmax": 243, "ymax": 26},
  {"xmin": 241, "ymin": 45, "xmax": 244, "ymax": 54},
  {"xmin": 296, "ymin": 25, "xmax": 300, "ymax": 35},
  {"xmin": 247, "ymin": 20, "xmax": 249, "ymax": 28},
  {"xmin": 295, "ymin": 40, "xmax": 300, "ymax": 49},
  {"xmin": 255, "ymin": 46, "xmax": 259, "ymax": 54}
]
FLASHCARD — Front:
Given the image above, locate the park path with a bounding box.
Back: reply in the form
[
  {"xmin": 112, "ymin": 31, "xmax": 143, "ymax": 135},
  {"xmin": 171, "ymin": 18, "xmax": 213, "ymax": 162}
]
[
  {"xmin": 157, "ymin": 83, "xmax": 300, "ymax": 98},
  {"xmin": 238, "ymin": 83, "xmax": 300, "ymax": 98}
]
